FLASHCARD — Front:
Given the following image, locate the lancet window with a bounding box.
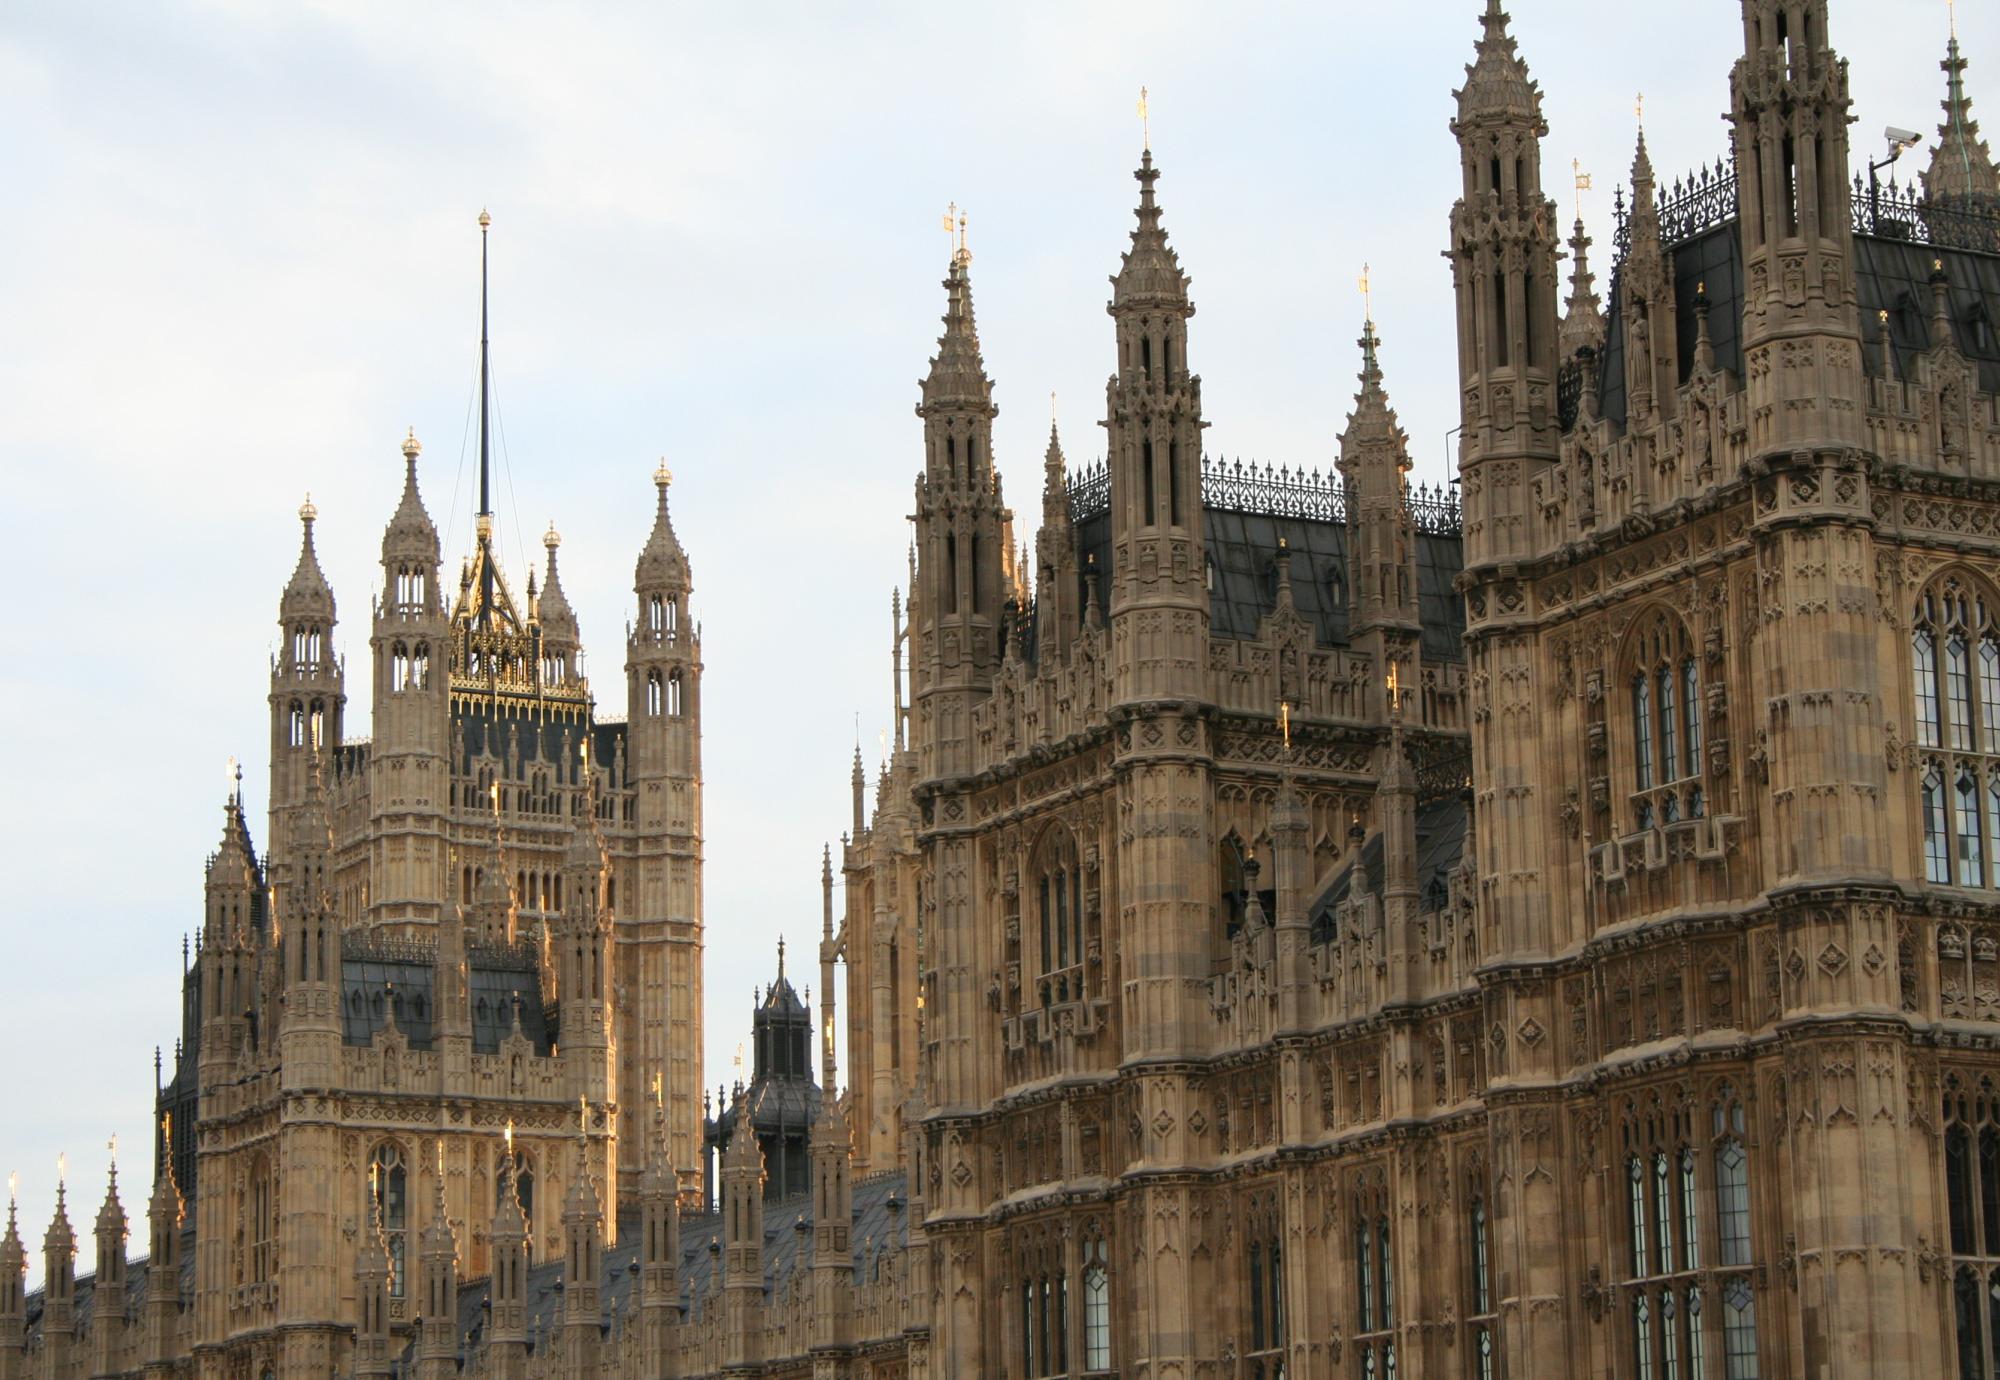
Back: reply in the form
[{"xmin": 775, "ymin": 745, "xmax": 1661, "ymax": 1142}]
[
  {"xmin": 1354, "ymin": 1178, "xmax": 1394, "ymax": 1378},
  {"xmin": 1015, "ymin": 1231, "xmax": 1068, "ymax": 1379},
  {"xmin": 1945, "ymin": 1079, "xmax": 2000, "ymax": 1379},
  {"xmin": 369, "ymin": 1142, "xmax": 408, "ymax": 1298},
  {"xmin": 1468, "ymin": 1191, "xmax": 1495, "ymax": 1378},
  {"xmin": 1620, "ymin": 1086, "xmax": 1757, "ymax": 1379},
  {"xmin": 1914, "ymin": 583, "xmax": 2000, "ymax": 887},
  {"xmin": 1626, "ymin": 610, "xmax": 1705, "ymax": 831},
  {"xmin": 1244, "ymin": 1195, "xmax": 1286, "ymax": 1380},
  {"xmin": 1032, "ymin": 826, "xmax": 1084, "ymax": 1004},
  {"xmin": 1081, "ymin": 1233, "xmax": 1111, "ymax": 1372}
]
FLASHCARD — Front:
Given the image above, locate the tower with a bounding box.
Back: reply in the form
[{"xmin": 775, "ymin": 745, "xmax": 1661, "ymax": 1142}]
[
  {"xmin": 267, "ymin": 496, "xmax": 345, "ymax": 925},
  {"xmin": 624, "ymin": 461, "xmax": 706, "ymax": 1193},
  {"xmin": 0, "ymin": 1183, "xmax": 22, "ymax": 1380},
  {"xmin": 141, "ymin": 1129, "xmax": 184, "ymax": 1378},
  {"xmin": 1448, "ymin": 0, "xmax": 1563, "ymax": 570},
  {"xmin": 559, "ymin": 1124, "xmax": 604, "ymax": 1376},
  {"xmin": 365, "ymin": 427, "xmax": 450, "ymax": 931},
  {"xmin": 911, "ymin": 227, "xmax": 1009, "ymax": 786},
  {"xmin": 486, "ymin": 1129, "xmax": 529, "ymax": 1380},
  {"xmin": 414, "ymin": 1148, "xmax": 458, "ymax": 1380},
  {"xmin": 1337, "ymin": 315, "xmax": 1421, "ymax": 695}
]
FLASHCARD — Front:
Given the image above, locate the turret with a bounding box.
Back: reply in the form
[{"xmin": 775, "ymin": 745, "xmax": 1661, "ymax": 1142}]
[
  {"xmin": 1729, "ymin": 0, "xmax": 1862, "ymax": 452},
  {"xmin": 0, "ymin": 1179, "xmax": 24, "ymax": 1380},
  {"xmin": 636, "ymin": 1093, "xmax": 679, "ymax": 1374},
  {"xmin": 199, "ymin": 792, "xmax": 262, "ymax": 1092},
  {"xmin": 1925, "ymin": 26, "xmax": 2000, "ymax": 210},
  {"xmin": 415, "ymin": 1146, "xmax": 458, "ymax": 1380},
  {"xmin": 624, "ymin": 460, "xmax": 705, "ymax": 1189},
  {"xmin": 41, "ymin": 1169, "xmax": 76, "ymax": 1367},
  {"xmin": 1034, "ymin": 418, "xmax": 1081, "ymax": 659},
  {"xmin": 719, "ymin": 1103, "xmax": 764, "ymax": 1367},
  {"xmin": 353, "ymin": 1174, "xmax": 394, "ymax": 1380},
  {"xmin": 142, "ymin": 1123, "xmax": 184, "ymax": 1373},
  {"xmin": 559, "ymin": 1117, "xmax": 604, "ymax": 1375},
  {"xmin": 91, "ymin": 1156, "xmax": 129, "ymax": 1378},
  {"xmin": 1619, "ymin": 124, "xmax": 1681, "ymax": 426},
  {"xmin": 1104, "ymin": 143, "xmax": 1209, "ymax": 702},
  {"xmin": 808, "ymin": 1099, "xmax": 854, "ymax": 1350},
  {"xmin": 486, "ymin": 1126, "xmax": 529, "ymax": 1380},
  {"xmin": 911, "ymin": 225, "xmax": 1010, "ymax": 781},
  {"xmin": 268, "ymin": 495, "xmax": 346, "ymax": 911},
  {"xmin": 1337, "ymin": 316, "xmax": 1420, "ymax": 690},
  {"xmin": 1448, "ymin": 0, "xmax": 1563, "ymax": 567},
  {"xmin": 366, "ymin": 426, "xmax": 451, "ymax": 932}
]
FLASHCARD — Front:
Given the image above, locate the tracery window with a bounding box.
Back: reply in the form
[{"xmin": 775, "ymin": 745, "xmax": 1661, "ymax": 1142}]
[
  {"xmin": 1081, "ymin": 1235, "xmax": 1110, "ymax": 1372},
  {"xmin": 1622, "ymin": 1087, "xmax": 1756, "ymax": 1379},
  {"xmin": 1468, "ymin": 1193, "xmax": 1496, "ymax": 1378},
  {"xmin": 1626, "ymin": 612, "xmax": 1705, "ymax": 830},
  {"xmin": 1354, "ymin": 1181, "xmax": 1393, "ymax": 1379},
  {"xmin": 369, "ymin": 1142, "xmax": 408, "ymax": 1297},
  {"xmin": 1245, "ymin": 1199, "xmax": 1286, "ymax": 1380},
  {"xmin": 1944, "ymin": 1081, "xmax": 2000, "ymax": 1379},
  {"xmin": 1016, "ymin": 1234, "xmax": 1067, "ymax": 1379},
  {"xmin": 1915, "ymin": 583, "xmax": 2000, "ymax": 888},
  {"xmin": 1032, "ymin": 827, "xmax": 1084, "ymax": 1005}
]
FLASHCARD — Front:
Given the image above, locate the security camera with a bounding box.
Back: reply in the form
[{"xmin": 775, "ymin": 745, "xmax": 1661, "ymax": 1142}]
[{"xmin": 1887, "ymin": 126, "xmax": 1923, "ymax": 151}]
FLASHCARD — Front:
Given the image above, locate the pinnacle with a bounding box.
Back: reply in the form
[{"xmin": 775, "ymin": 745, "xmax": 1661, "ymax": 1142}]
[
  {"xmin": 1454, "ymin": 0, "xmax": 1544, "ymax": 127},
  {"xmin": 921, "ymin": 252, "xmax": 993, "ymax": 411},
  {"xmin": 382, "ymin": 432, "xmax": 441, "ymax": 565},
  {"xmin": 281, "ymin": 496, "xmax": 335, "ymax": 619},
  {"xmin": 1926, "ymin": 34, "xmax": 2000, "ymax": 206},
  {"xmin": 1338, "ymin": 318, "xmax": 1410, "ymax": 463},
  {"xmin": 1560, "ymin": 215, "xmax": 1607, "ymax": 359},
  {"xmin": 1111, "ymin": 148, "xmax": 1192, "ymax": 312},
  {"xmin": 634, "ymin": 463, "xmax": 690, "ymax": 595}
]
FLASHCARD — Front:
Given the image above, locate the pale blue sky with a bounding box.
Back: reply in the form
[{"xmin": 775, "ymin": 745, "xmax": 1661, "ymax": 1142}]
[{"xmin": 0, "ymin": 0, "xmax": 1984, "ymax": 1268}]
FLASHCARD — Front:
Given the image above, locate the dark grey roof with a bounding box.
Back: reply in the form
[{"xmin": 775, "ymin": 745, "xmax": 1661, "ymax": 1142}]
[
  {"xmin": 1073, "ymin": 509, "xmax": 1465, "ymax": 664},
  {"xmin": 1595, "ymin": 214, "xmax": 2000, "ymax": 426},
  {"xmin": 340, "ymin": 938, "xmax": 551, "ymax": 1055},
  {"xmin": 451, "ymin": 1171, "xmax": 910, "ymax": 1353}
]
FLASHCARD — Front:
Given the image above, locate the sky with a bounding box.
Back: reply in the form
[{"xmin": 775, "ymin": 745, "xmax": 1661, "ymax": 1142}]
[{"xmin": 0, "ymin": 0, "xmax": 1987, "ymax": 1274}]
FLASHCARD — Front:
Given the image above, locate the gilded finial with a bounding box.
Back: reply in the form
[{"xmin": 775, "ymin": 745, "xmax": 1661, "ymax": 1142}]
[
  {"xmin": 1137, "ymin": 85, "xmax": 1150, "ymax": 150},
  {"xmin": 401, "ymin": 427, "xmax": 421, "ymax": 460},
  {"xmin": 57, "ymin": 1152, "xmax": 66, "ymax": 1189},
  {"xmin": 478, "ymin": 208, "xmax": 491, "ymax": 231},
  {"xmin": 503, "ymin": 1119, "xmax": 515, "ymax": 1155},
  {"xmin": 299, "ymin": 492, "xmax": 317, "ymax": 525},
  {"xmin": 7, "ymin": 1171, "xmax": 16, "ymax": 1209},
  {"xmin": 1279, "ymin": 701, "xmax": 1292, "ymax": 754},
  {"xmin": 1358, "ymin": 262, "xmax": 1372, "ymax": 324},
  {"xmin": 489, "ymin": 780, "xmax": 500, "ymax": 816},
  {"xmin": 654, "ymin": 458, "xmax": 672, "ymax": 490},
  {"xmin": 544, "ymin": 520, "xmax": 561, "ymax": 551},
  {"xmin": 1951, "ymin": 0, "xmax": 1958, "ymax": 40},
  {"xmin": 1634, "ymin": 92, "xmax": 1644, "ymax": 130},
  {"xmin": 578, "ymin": 1095, "xmax": 589, "ymax": 1138}
]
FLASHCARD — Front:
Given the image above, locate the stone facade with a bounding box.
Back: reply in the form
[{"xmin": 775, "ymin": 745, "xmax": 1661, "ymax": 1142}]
[{"xmin": 13, "ymin": 3, "xmax": 2000, "ymax": 1378}]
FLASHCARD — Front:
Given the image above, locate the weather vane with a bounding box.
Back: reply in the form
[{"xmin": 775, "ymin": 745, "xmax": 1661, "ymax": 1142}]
[
  {"xmin": 1573, "ymin": 158, "xmax": 1592, "ymax": 220},
  {"xmin": 1635, "ymin": 91, "xmax": 1644, "ymax": 129},
  {"xmin": 1358, "ymin": 262, "xmax": 1372, "ymax": 322},
  {"xmin": 1138, "ymin": 86, "xmax": 1152, "ymax": 151}
]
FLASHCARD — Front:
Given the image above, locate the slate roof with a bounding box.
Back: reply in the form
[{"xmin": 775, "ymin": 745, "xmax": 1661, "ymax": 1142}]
[{"xmin": 1309, "ymin": 793, "xmax": 1469, "ymax": 936}]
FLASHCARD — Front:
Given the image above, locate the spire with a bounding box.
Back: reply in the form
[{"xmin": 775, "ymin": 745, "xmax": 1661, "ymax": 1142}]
[
  {"xmin": 1042, "ymin": 419, "xmax": 1069, "ymax": 509},
  {"xmin": 1559, "ymin": 213, "xmax": 1607, "ymax": 359},
  {"xmin": 475, "ymin": 208, "xmax": 496, "ymax": 626},
  {"xmin": 539, "ymin": 521, "xmax": 578, "ymax": 642},
  {"xmin": 1453, "ymin": 0, "xmax": 1544, "ymax": 126},
  {"xmin": 382, "ymin": 429, "xmax": 441, "ymax": 568},
  {"xmin": 1338, "ymin": 318, "xmax": 1410, "ymax": 464},
  {"xmin": 919, "ymin": 246, "xmax": 994, "ymax": 415},
  {"xmin": 94, "ymin": 1149, "xmax": 128, "ymax": 1288},
  {"xmin": 1925, "ymin": 31, "xmax": 2000, "ymax": 206},
  {"xmin": 280, "ymin": 495, "xmax": 335, "ymax": 622},
  {"xmin": 1628, "ymin": 122, "xmax": 1661, "ymax": 247},
  {"xmin": 1110, "ymin": 149, "xmax": 1192, "ymax": 311},
  {"xmin": 634, "ymin": 461, "xmax": 690, "ymax": 594}
]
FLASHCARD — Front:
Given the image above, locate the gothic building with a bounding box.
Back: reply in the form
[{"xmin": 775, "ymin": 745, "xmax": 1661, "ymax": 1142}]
[{"xmin": 11, "ymin": 3, "xmax": 2000, "ymax": 1378}]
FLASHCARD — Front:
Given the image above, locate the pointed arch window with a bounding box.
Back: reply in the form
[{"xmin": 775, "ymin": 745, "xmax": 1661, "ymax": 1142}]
[
  {"xmin": 1082, "ymin": 1235, "xmax": 1110, "ymax": 1370},
  {"xmin": 1032, "ymin": 826, "xmax": 1084, "ymax": 1003},
  {"xmin": 646, "ymin": 670, "xmax": 663, "ymax": 717},
  {"xmin": 666, "ymin": 670, "xmax": 684, "ymax": 717},
  {"xmin": 1627, "ymin": 615, "xmax": 1707, "ymax": 831},
  {"xmin": 1913, "ymin": 584, "xmax": 2000, "ymax": 888},
  {"xmin": 369, "ymin": 1142, "xmax": 408, "ymax": 1297}
]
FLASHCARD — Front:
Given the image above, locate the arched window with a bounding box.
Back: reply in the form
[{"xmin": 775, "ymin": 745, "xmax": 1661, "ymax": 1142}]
[
  {"xmin": 250, "ymin": 1153, "xmax": 274, "ymax": 1283},
  {"xmin": 1469, "ymin": 1194, "xmax": 1494, "ymax": 1378},
  {"xmin": 369, "ymin": 1142, "xmax": 408, "ymax": 1297},
  {"xmin": 1626, "ymin": 613, "xmax": 1704, "ymax": 831},
  {"xmin": 667, "ymin": 671, "xmax": 684, "ymax": 717},
  {"xmin": 1355, "ymin": 1189, "xmax": 1394, "ymax": 1378},
  {"xmin": 1081, "ymin": 1235, "xmax": 1110, "ymax": 1371},
  {"xmin": 413, "ymin": 643, "xmax": 430, "ymax": 690},
  {"xmin": 1246, "ymin": 1215, "xmax": 1285, "ymax": 1380},
  {"xmin": 1915, "ymin": 582, "xmax": 2000, "ymax": 889},
  {"xmin": 1031, "ymin": 826, "xmax": 1084, "ymax": 1003},
  {"xmin": 391, "ymin": 642, "xmax": 410, "ymax": 693},
  {"xmin": 288, "ymin": 702, "xmax": 305, "ymax": 748},
  {"xmin": 646, "ymin": 670, "xmax": 663, "ymax": 717},
  {"xmin": 648, "ymin": 595, "xmax": 665, "ymax": 634}
]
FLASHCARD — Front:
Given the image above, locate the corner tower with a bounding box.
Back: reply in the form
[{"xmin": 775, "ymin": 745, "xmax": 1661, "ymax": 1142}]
[
  {"xmin": 624, "ymin": 461, "xmax": 706, "ymax": 1193},
  {"xmin": 267, "ymin": 496, "xmax": 345, "ymax": 923}
]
